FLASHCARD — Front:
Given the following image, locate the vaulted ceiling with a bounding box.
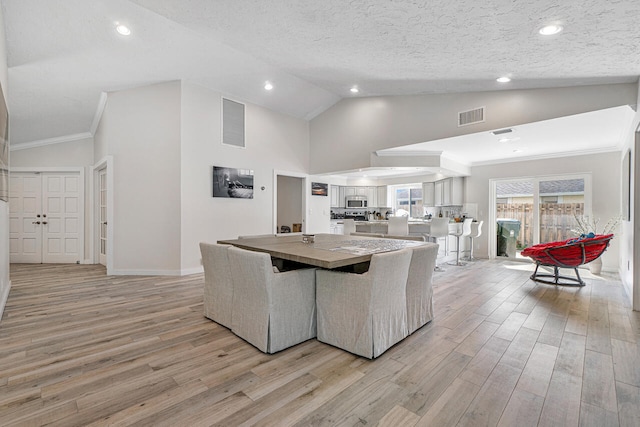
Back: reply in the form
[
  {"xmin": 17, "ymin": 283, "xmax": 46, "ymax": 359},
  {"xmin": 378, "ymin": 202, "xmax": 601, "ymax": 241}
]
[{"xmin": 3, "ymin": 0, "xmax": 640, "ymax": 159}]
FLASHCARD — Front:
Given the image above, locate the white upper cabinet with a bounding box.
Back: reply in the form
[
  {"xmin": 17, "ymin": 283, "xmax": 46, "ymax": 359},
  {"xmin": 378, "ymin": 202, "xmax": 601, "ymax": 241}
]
[
  {"xmin": 330, "ymin": 185, "xmax": 341, "ymax": 207},
  {"xmin": 434, "ymin": 177, "xmax": 464, "ymax": 206},
  {"xmin": 422, "ymin": 182, "xmax": 435, "ymax": 207},
  {"xmin": 377, "ymin": 186, "xmax": 388, "ymax": 207}
]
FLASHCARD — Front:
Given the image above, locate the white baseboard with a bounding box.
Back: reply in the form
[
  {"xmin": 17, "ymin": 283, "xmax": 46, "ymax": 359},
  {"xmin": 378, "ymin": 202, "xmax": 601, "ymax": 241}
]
[
  {"xmin": 181, "ymin": 266, "xmax": 204, "ymax": 276},
  {"xmin": 110, "ymin": 267, "xmax": 204, "ymax": 276},
  {"xmin": 0, "ymin": 280, "xmax": 11, "ymax": 324}
]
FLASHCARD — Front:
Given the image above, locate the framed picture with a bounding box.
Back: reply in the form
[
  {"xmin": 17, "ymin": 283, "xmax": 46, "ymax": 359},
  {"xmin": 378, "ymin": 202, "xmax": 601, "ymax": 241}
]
[
  {"xmin": 212, "ymin": 166, "xmax": 254, "ymax": 199},
  {"xmin": 311, "ymin": 182, "xmax": 328, "ymax": 196}
]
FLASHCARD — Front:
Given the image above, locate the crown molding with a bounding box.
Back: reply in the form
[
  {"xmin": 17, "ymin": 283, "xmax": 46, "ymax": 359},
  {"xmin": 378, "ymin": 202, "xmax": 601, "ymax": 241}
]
[
  {"xmin": 9, "ymin": 132, "xmax": 93, "ymax": 152},
  {"xmin": 469, "ymin": 146, "xmax": 622, "ymax": 167},
  {"xmin": 90, "ymin": 92, "xmax": 108, "ymax": 135}
]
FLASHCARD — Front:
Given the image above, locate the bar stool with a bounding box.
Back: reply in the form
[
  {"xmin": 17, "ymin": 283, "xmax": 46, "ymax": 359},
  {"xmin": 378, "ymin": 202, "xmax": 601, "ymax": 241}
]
[
  {"xmin": 342, "ymin": 218, "xmax": 356, "ymax": 235},
  {"xmin": 427, "ymin": 217, "xmax": 449, "ymax": 270},
  {"xmin": 464, "ymin": 220, "xmax": 483, "ymax": 261},
  {"xmin": 449, "ymin": 218, "xmax": 473, "ymax": 266}
]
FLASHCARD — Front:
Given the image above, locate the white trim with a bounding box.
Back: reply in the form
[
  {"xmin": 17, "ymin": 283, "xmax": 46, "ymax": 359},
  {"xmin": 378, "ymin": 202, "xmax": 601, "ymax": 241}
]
[
  {"xmin": 110, "ymin": 269, "xmax": 187, "ymax": 276},
  {"xmin": 489, "ymin": 172, "xmax": 592, "ymax": 260},
  {"xmin": 10, "ymin": 166, "xmax": 84, "ymax": 173},
  {"xmin": 8, "ymin": 167, "xmax": 85, "ymax": 264},
  {"xmin": 273, "ymin": 169, "xmax": 308, "ymax": 234},
  {"xmin": 0, "ymin": 280, "xmax": 10, "ymax": 323},
  {"xmin": 9, "ymin": 133, "xmax": 93, "ymax": 152},
  {"xmin": 90, "ymin": 92, "xmax": 108, "ymax": 135},
  {"xmin": 91, "ymin": 156, "xmax": 114, "ymax": 274},
  {"xmin": 470, "ymin": 147, "xmax": 621, "ymax": 167}
]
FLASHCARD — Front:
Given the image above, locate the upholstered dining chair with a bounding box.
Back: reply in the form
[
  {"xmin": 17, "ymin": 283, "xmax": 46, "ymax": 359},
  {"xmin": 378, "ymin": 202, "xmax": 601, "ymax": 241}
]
[
  {"xmin": 315, "ymin": 248, "xmax": 413, "ymax": 359},
  {"xmin": 199, "ymin": 242, "xmax": 234, "ymax": 329},
  {"xmin": 405, "ymin": 244, "xmax": 439, "ymax": 334},
  {"xmin": 388, "ymin": 216, "xmax": 409, "ymax": 236},
  {"xmin": 227, "ymin": 246, "xmax": 316, "ymax": 354}
]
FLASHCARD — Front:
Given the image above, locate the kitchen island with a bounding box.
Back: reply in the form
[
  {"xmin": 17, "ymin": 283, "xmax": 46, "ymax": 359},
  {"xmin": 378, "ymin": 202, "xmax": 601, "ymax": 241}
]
[{"xmin": 355, "ymin": 219, "xmax": 431, "ymax": 236}]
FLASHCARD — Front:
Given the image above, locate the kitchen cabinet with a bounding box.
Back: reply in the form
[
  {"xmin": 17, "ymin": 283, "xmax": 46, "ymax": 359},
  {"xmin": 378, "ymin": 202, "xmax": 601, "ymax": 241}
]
[
  {"xmin": 366, "ymin": 186, "xmax": 377, "ymax": 207},
  {"xmin": 330, "ymin": 220, "xmax": 344, "ymax": 234},
  {"xmin": 330, "ymin": 185, "xmax": 341, "ymax": 207},
  {"xmin": 356, "ymin": 187, "xmax": 368, "ymax": 197},
  {"xmin": 422, "ymin": 182, "xmax": 435, "ymax": 207},
  {"xmin": 330, "ymin": 185, "xmax": 388, "ymax": 208},
  {"xmin": 377, "ymin": 186, "xmax": 388, "ymax": 207},
  {"xmin": 434, "ymin": 177, "xmax": 464, "ymax": 206},
  {"xmin": 434, "ymin": 180, "xmax": 444, "ymax": 206},
  {"xmin": 344, "ymin": 187, "xmax": 357, "ymax": 197}
]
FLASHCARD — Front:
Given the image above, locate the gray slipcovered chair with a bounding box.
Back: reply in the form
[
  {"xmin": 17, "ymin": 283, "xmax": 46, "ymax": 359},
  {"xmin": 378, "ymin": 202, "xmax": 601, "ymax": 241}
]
[
  {"xmin": 384, "ymin": 234, "xmax": 426, "ymax": 241},
  {"xmin": 227, "ymin": 246, "xmax": 317, "ymax": 354},
  {"xmin": 388, "ymin": 216, "xmax": 409, "ymax": 236},
  {"xmin": 315, "ymin": 248, "xmax": 413, "ymax": 359},
  {"xmin": 199, "ymin": 242, "xmax": 234, "ymax": 329},
  {"xmin": 406, "ymin": 243, "xmax": 439, "ymax": 334}
]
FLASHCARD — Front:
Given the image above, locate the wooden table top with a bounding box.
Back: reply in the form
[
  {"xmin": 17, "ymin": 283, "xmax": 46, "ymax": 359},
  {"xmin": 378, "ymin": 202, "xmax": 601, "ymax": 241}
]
[{"xmin": 218, "ymin": 233, "xmax": 427, "ymax": 269}]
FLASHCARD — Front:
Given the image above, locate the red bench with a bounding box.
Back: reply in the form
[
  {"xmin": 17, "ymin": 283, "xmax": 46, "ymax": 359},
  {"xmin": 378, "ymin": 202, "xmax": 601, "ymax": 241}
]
[{"xmin": 521, "ymin": 234, "xmax": 613, "ymax": 286}]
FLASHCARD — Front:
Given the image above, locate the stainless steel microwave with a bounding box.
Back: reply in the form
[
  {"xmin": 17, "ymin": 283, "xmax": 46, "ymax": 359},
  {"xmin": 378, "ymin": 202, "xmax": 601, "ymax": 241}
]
[{"xmin": 346, "ymin": 196, "xmax": 367, "ymax": 208}]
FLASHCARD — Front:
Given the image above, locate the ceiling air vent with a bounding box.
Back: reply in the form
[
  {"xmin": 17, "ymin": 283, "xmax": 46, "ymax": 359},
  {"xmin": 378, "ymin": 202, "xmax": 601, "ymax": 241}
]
[
  {"xmin": 492, "ymin": 128, "xmax": 513, "ymax": 135},
  {"xmin": 458, "ymin": 106, "xmax": 485, "ymax": 127}
]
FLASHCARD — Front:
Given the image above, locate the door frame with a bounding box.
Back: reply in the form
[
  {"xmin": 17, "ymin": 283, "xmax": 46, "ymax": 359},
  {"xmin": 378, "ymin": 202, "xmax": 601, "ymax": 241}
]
[
  {"xmin": 10, "ymin": 166, "xmax": 85, "ymax": 263},
  {"xmin": 90, "ymin": 156, "xmax": 114, "ymax": 273},
  {"xmin": 489, "ymin": 172, "xmax": 592, "ymax": 259},
  {"xmin": 273, "ymin": 170, "xmax": 307, "ymax": 234}
]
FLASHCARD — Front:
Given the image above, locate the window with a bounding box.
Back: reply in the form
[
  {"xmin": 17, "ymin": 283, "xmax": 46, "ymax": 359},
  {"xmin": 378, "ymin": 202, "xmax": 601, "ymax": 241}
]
[{"xmin": 390, "ymin": 184, "xmax": 423, "ymax": 218}]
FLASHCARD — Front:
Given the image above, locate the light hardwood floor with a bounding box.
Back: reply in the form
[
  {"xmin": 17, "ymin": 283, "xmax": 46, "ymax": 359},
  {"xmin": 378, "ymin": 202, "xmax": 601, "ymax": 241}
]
[{"xmin": 1, "ymin": 260, "xmax": 639, "ymax": 426}]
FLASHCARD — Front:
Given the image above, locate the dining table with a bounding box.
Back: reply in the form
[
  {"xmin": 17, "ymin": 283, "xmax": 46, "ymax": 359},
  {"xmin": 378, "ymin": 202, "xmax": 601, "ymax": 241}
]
[{"xmin": 218, "ymin": 233, "xmax": 427, "ymax": 269}]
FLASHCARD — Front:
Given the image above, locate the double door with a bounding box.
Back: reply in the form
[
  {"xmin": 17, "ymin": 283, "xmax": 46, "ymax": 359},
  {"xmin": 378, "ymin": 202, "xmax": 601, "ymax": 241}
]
[{"xmin": 9, "ymin": 172, "xmax": 83, "ymax": 263}]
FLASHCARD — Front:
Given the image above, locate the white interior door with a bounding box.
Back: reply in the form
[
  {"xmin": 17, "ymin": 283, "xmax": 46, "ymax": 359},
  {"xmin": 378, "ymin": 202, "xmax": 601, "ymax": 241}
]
[
  {"xmin": 98, "ymin": 168, "xmax": 107, "ymax": 266},
  {"xmin": 9, "ymin": 171, "xmax": 83, "ymax": 264},
  {"xmin": 9, "ymin": 173, "xmax": 43, "ymax": 263},
  {"xmin": 42, "ymin": 173, "xmax": 82, "ymax": 263}
]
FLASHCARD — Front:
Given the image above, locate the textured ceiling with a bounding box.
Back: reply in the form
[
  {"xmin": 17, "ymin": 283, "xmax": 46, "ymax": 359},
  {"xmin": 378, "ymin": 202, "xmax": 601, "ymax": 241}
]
[{"xmin": 3, "ymin": 0, "xmax": 640, "ymax": 157}]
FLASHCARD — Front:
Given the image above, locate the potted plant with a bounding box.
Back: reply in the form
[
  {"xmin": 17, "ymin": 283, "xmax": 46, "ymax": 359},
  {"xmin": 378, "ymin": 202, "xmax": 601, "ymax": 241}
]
[{"xmin": 571, "ymin": 214, "xmax": 621, "ymax": 274}]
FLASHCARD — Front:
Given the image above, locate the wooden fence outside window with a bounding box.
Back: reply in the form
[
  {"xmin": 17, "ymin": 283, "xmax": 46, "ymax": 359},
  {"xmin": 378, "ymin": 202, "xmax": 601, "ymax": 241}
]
[{"xmin": 497, "ymin": 203, "xmax": 584, "ymax": 249}]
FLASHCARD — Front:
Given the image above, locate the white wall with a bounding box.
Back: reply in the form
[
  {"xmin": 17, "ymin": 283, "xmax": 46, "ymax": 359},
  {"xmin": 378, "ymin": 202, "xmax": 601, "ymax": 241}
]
[
  {"xmin": 619, "ymin": 82, "xmax": 640, "ymax": 310},
  {"xmin": 468, "ymin": 152, "xmax": 622, "ymax": 270},
  {"xmin": 0, "ymin": 5, "xmax": 10, "ymax": 322},
  {"xmin": 179, "ymin": 81, "xmax": 310, "ymax": 272},
  {"xmin": 94, "ymin": 81, "xmax": 182, "ymax": 274},
  {"xmin": 11, "ymin": 138, "xmax": 94, "ymax": 167},
  {"xmin": 10, "ymin": 138, "xmax": 94, "ymax": 261},
  {"xmin": 309, "ymin": 84, "xmax": 637, "ymax": 174}
]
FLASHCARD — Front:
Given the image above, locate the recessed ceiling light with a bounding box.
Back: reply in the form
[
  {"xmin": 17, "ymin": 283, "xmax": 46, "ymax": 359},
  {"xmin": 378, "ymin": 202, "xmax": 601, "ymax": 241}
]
[
  {"xmin": 115, "ymin": 24, "xmax": 131, "ymax": 36},
  {"xmin": 350, "ymin": 86, "xmax": 359, "ymax": 94},
  {"xmin": 539, "ymin": 24, "xmax": 563, "ymax": 35},
  {"xmin": 264, "ymin": 81, "xmax": 273, "ymax": 91},
  {"xmin": 496, "ymin": 76, "xmax": 511, "ymax": 83},
  {"xmin": 513, "ymin": 149, "xmax": 523, "ymax": 153}
]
